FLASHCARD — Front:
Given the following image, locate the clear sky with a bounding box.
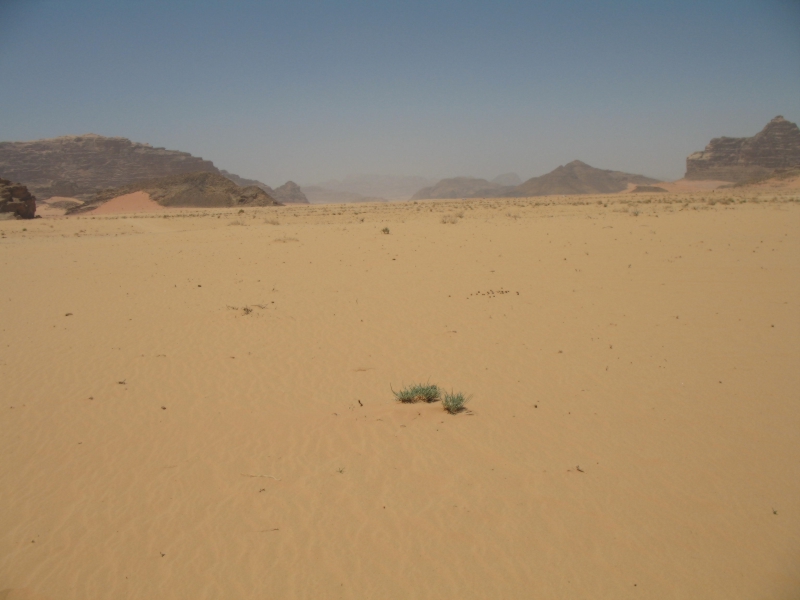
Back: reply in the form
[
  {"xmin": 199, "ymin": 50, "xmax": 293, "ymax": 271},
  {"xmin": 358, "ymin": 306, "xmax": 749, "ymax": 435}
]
[{"xmin": 1, "ymin": 0, "xmax": 798, "ymax": 185}]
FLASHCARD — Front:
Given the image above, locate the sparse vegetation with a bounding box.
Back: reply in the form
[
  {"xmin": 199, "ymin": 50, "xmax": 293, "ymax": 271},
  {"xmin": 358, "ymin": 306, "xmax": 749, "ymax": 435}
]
[
  {"xmin": 441, "ymin": 214, "xmax": 459, "ymax": 224},
  {"xmin": 381, "ymin": 227, "xmax": 390, "ymax": 234},
  {"xmin": 442, "ymin": 391, "xmax": 470, "ymax": 414},
  {"xmin": 392, "ymin": 383, "xmax": 441, "ymax": 404}
]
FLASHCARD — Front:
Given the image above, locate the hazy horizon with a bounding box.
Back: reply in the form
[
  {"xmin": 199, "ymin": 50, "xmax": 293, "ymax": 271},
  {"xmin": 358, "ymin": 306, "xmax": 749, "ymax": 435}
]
[{"xmin": 1, "ymin": 0, "xmax": 798, "ymax": 187}]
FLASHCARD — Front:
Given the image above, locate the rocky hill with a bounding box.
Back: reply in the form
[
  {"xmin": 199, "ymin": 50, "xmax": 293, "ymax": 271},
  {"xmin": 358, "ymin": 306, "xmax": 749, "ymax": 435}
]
[
  {"xmin": 0, "ymin": 133, "xmax": 304, "ymax": 204},
  {"xmin": 270, "ymin": 181, "xmax": 309, "ymax": 204},
  {"xmin": 0, "ymin": 178, "xmax": 36, "ymax": 218},
  {"xmin": 221, "ymin": 171, "xmax": 308, "ymax": 203},
  {"xmin": 411, "ymin": 177, "xmax": 511, "ymax": 200},
  {"xmin": 685, "ymin": 116, "xmax": 800, "ymax": 182},
  {"xmin": 506, "ymin": 160, "xmax": 658, "ymax": 197},
  {"xmin": 68, "ymin": 172, "xmax": 278, "ymax": 214},
  {"xmin": 412, "ymin": 163, "xmax": 656, "ymax": 200},
  {"xmin": 0, "ymin": 134, "xmax": 225, "ymax": 200}
]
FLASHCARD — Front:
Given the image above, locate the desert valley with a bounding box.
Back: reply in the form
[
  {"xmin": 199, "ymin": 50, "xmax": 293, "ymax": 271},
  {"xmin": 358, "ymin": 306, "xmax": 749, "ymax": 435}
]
[{"xmin": 1, "ymin": 109, "xmax": 799, "ymax": 599}]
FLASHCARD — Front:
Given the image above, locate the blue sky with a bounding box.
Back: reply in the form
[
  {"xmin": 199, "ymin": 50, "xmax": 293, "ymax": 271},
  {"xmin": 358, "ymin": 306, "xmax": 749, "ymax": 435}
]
[{"xmin": 1, "ymin": 0, "xmax": 798, "ymax": 184}]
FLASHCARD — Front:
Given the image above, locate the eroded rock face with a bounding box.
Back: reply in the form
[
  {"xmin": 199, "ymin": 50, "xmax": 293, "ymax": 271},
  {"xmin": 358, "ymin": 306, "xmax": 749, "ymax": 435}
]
[
  {"xmin": 0, "ymin": 177, "xmax": 36, "ymax": 218},
  {"xmin": 685, "ymin": 116, "xmax": 800, "ymax": 182},
  {"xmin": 0, "ymin": 134, "xmax": 220, "ymax": 199}
]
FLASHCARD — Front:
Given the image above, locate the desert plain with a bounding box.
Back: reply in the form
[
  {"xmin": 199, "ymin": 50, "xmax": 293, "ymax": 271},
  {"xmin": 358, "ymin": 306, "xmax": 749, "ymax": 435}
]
[{"xmin": 1, "ymin": 188, "xmax": 799, "ymax": 599}]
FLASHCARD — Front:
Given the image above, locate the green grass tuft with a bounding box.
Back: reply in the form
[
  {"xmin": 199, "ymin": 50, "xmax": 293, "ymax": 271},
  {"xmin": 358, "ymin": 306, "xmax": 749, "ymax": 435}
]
[
  {"xmin": 442, "ymin": 391, "xmax": 470, "ymax": 414},
  {"xmin": 392, "ymin": 383, "xmax": 441, "ymax": 404}
]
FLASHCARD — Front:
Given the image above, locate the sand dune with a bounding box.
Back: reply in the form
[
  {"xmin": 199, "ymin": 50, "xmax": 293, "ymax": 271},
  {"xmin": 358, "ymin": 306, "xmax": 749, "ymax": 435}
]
[
  {"xmin": 1, "ymin": 190, "xmax": 798, "ymax": 599},
  {"xmin": 88, "ymin": 191, "xmax": 164, "ymax": 215}
]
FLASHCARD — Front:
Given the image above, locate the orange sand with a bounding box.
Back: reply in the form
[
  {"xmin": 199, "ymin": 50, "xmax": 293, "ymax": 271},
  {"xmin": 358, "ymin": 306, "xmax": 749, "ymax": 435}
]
[
  {"xmin": 89, "ymin": 191, "xmax": 163, "ymax": 215},
  {"xmin": 1, "ymin": 192, "xmax": 798, "ymax": 599}
]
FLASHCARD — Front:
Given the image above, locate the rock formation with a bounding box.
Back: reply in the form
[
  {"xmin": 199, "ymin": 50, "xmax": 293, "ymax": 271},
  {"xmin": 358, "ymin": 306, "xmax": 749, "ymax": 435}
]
[
  {"xmin": 219, "ymin": 170, "xmax": 275, "ymax": 195},
  {"xmin": 0, "ymin": 134, "xmax": 265, "ymax": 200},
  {"xmin": 270, "ymin": 181, "xmax": 309, "ymax": 204},
  {"xmin": 505, "ymin": 160, "xmax": 658, "ymax": 197},
  {"xmin": 685, "ymin": 116, "xmax": 800, "ymax": 182},
  {"xmin": 0, "ymin": 178, "xmax": 36, "ymax": 218},
  {"xmin": 68, "ymin": 172, "xmax": 279, "ymax": 214}
]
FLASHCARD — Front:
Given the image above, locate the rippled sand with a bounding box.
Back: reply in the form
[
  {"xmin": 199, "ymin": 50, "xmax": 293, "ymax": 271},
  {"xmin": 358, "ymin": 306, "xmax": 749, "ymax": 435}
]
[{"xmin": 1, "ymin": 191, "xmax": 798, "ymax": 599}]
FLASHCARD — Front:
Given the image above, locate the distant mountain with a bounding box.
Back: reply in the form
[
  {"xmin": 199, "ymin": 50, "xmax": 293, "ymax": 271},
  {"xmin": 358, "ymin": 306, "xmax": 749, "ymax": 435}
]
[
  {"xmin": 222, "ymin": 171, "xmax": 309, "ymax": 203},
  {"xmin": 68, "ymin": 172, "xmax": 279, "ymax": 213},
  {"xmin": 302, "ymin": 186, "xmax": 387, "ymax": 204},
  {"xmin": 686, "ymin": 116, "xmax": 800, "ymax": 182},
  {"xmin": 492, "ymin": 172, "xmax": 522, "ymax": 186},
  {"xmin": 506, "ymin": 160, "xmax": 658, "ymax": 197},
  {"xmin": 411, "ymin": 177, "xmax": 511, "ymax": 200},
  {"xmin": 412, "ymin": 162, "xmax": 658, "ymax": 200},
  {"xmin": 271, "ymin": 181, "xmax": 309, "ymax": 204},
  {"xmin": 309, "ymin": 174, "xmax": 437, "ymax": 201}
]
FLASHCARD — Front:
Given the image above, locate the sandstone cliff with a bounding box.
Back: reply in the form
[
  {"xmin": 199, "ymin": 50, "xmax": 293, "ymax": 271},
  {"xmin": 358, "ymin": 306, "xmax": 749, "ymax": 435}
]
[
  {"xmin": 68, "ymin": 172, "xmax": 278, "ymax": 214},
  {"xmin": 0, "ymin": 134, "xmax": 224, "ymax": 200},
  {"xmin": 0, "ymin": 178, "xmax": 36, "ymax": 218},
  {"xmin": 685, "ymin": 116, "xmax": 800, "ymax": 182}
]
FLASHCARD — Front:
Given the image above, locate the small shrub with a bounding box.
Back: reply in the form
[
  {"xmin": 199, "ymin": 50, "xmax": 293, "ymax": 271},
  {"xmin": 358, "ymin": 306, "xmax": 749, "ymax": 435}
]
[
  {"xmin": 392, "ymin": 383, "xmax": 440, "ymax": 404},
  {"xmin": 264, "ymin": 219, "xmax": 280, "ymax": 225},
  {"xmin": 442, "ymin": 391, "xmax": 470, "ymax": 414},
  {"xmin": 381, "ymin": 227, "xmax": 390, "ymax": 234},
  {"xmin": 441, "ymin": 215, "xmax": 459, "ymax": 224}
]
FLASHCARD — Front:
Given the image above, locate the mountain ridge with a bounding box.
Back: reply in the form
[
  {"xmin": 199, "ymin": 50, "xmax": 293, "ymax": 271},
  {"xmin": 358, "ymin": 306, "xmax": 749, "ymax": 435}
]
[{"xmin": 411, "ymin": 162, "xmax": 658, "ymax": 199}]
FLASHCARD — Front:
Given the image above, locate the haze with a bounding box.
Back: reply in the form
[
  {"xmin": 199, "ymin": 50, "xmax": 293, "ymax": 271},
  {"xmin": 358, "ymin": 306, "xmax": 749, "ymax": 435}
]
[{"xmin": 1, "ymin": 0, "xmax": 799, "ymax": 186}]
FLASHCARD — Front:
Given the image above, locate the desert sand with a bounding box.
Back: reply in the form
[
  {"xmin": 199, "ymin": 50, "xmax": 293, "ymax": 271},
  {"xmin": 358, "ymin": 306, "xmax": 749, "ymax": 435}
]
[
  {"xmin": 87, "ymin": 191, "xmax": 164, "ymax": 215},
  {"xmin": 1, "ymin": 189, "xmax": 798, "ymax": 599}
]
